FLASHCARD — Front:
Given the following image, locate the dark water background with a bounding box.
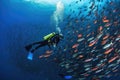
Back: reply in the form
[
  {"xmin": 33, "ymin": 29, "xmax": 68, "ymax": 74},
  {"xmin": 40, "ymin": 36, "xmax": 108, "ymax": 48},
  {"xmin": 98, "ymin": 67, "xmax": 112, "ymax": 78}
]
[{"xmin": 0, "ymin": 0, "xmax": 120, "ymax": 80}]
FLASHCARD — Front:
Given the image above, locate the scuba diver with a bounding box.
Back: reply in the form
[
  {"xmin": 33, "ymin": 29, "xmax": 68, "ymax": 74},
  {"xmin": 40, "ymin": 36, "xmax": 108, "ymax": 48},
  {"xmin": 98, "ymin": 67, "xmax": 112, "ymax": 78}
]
[{"xmin": 25, "ymin": 32, "xmax": 63, "ymax": 60}]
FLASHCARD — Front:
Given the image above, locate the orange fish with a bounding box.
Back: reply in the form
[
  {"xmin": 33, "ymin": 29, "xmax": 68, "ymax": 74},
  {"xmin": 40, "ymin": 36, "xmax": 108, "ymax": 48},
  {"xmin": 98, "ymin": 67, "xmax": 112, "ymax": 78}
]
[
  {"xmin": 103, "ymin": 35, "xmax": 109, "ymax": 40},
  {"xmin": 39, "ymin": 54, "xmax": 51, "ymax": 58},
  {"xmin": 102, "ymin": 16, "xmax": 109, "ymax": 23},
  {"xmin": 92, "ymin": 67, "xmax": 99, "ymax": 71},
  {"xmin": 103, "ymin": 19, "xmax": 109, "ymax": 23},
  {"xmin": 78, "ymin": 34, "xmax": 82, "ymax": 38},
  {"xmin": 104, "ymin": 48, "xmax": 113, "ymax": 54},
  {"xmin": 46, "ymin": 50, "xmax": 53, "ymax": 54},
  {"xmin": 72, "ymin": 43, "xmax": 79, "ymax": 48},
  {"xmin": 108, "ymin": 56, "xmax": 118, "ymax": 63},
  {"xmin": 98, "ymin": 26, "xmax": 103, "ymax": 31},
  {"xmin": 39, "ymin": 50, "xmax": 52, "ymax": 59},
  {"xmin": 43, "ymin": 54, "xmax": 51, "ymax": 58},
  {"xmin": 105, "ymin": 23, "xmax": 111, "ymax": 27},
  {"xmin": 101, "ymin": 40, "xmax": 107, "ymax": 45},
  {"xmin": 77, "ymin": 55, "xmax": 84, "ymax": 59},
  {"xmin": 89, "ymin": 40, "xmax": 97, "ymax": 47}
]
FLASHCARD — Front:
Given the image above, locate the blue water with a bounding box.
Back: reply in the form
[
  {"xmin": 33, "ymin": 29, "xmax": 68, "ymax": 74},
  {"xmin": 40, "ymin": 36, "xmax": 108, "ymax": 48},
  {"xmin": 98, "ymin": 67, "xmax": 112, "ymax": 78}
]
[
  {"xmin": 0, "ymin": 0, "xmax": 60, "ymax": 80},
  {"xmin": 0, "ymin": 0, "xmax": 120, "ymax": 80}
]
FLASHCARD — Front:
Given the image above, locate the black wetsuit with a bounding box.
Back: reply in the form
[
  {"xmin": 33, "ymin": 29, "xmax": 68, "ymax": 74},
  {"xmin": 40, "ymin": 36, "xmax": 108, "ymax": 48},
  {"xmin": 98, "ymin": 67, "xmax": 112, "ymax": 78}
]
[{"xmin": 25, "ymin": 34, "xmax": 61, "ymax": 53}]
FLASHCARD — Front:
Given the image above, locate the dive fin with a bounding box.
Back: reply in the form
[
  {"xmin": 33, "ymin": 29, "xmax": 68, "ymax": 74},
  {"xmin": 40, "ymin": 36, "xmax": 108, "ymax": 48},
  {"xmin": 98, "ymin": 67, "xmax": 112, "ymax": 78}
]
[
  {"xmin": 64, "ymin": 75, "xmax": 72, "ymax": 79},
  {"xmin": 59, "ymin": 74, "xmax": 72, "ymax": 80},
  {"xmin": 25, "ymin": 45, "xmax": 32, "ymax": 51},
  {"xmin": 27, "ymin": 52, "xmax": 33, "ymax": 60}
]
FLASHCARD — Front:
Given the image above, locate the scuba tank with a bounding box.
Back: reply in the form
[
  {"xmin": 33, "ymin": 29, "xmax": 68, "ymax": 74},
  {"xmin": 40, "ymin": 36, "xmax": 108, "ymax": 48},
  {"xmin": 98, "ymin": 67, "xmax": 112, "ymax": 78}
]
[{"xmin": 43, "ymin": 32, "xmax": 56, "ymax": 40}]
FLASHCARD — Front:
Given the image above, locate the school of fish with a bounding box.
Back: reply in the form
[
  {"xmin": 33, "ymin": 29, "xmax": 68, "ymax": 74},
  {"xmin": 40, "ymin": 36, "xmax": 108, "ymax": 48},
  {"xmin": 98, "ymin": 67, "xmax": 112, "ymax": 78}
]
[
  {"xmin": 39, "ymin": 0, "xmax": 120, "ymax": 80},
  {"xmin": 55, "ymin": 0, "xmax": 120, "ymax": 80}
]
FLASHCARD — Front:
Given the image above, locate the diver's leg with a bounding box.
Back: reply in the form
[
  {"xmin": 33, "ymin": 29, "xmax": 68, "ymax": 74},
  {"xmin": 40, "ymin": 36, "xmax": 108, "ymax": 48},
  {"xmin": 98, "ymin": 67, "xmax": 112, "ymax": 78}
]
[
  {"xmin": 27, "ymin": 40, "xmax": 48, "ymax": 60},
  {"xmin": 25, "ymin": 41, "xmax": 44, "ymax": 51},
  {"xmin": 31, "ymin": 41, "xmax": 43, "ymax": 45},
  {"xmin": 31, "ymin": 40, "xmax": 48, "ymax": 53},
  {"xmin": 25, "ymin": 45, "xmax": 32, "ymax": 51}
]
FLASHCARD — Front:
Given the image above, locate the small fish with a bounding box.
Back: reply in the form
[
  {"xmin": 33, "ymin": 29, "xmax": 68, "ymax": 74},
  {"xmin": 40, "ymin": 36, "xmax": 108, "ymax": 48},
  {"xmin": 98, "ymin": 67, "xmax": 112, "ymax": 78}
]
[
  {"xmin": 74, "ymin": 49, "xmax": 78, "ymax": 52},
  {"xmin": 86, "ymin": 33, "xmax": 91, "ymax": 37},
  {"xmin": 93, "ymin": 57, "xmax": 98, "ymax": 61},
  {"xmin": 46, "ymin": 50, "xmax": 53, "ymax": 54},
  {"xmin": 43, "ymin": 54, "xmax": 51, "ymax": 58},
  {"xmin": 78, "ymin": 34, "xmax": 82, "ymax": 38},
  {"xmin": 104, "ymin": 48, "xmax": 113, "ymax": 54},
  {"xmin": 105, "ymin": 23, "xmax": 111, "ymax": 27},
  {"xmin": 98, "ymin": 26, "xmax": 103, "ymax": 32},
  {"xmin": 108, "ymin": 56, "xmax": 118, "ymax": 63},
  {"xmin": 112, "ymin": 65, "xmax": 119, "ymax": 71},
  {"xmin": 77, "ymin": 38, "xmax": 84, "ymax": 42},
  {"xmin": 84, "ymin": 64, "xmax": 92, "ymax": 68},
  {"xmin": 102, "ymin": 16, "xmax": 109, "ymax": 23},
  {"xmin": 95, "ymin": 69, "xmax": 103, "ymax": 73},
  {"xmin": 115, "ymin": 37, "xmax": 120, "ymax": 41},
  {"xmin": 117, "ymin": 59, "xmax": 120, "ymax": 64},
  {"xmin": 72, "ymin": 53, "xmax": 79, "ymax": 58},
  {"xmin": 103, "ymin": 35, "xmax": 109, "ymax": 40},
  {"xmin": 87, "ymin": 37, "xmax": 94, "ymax": 41},
  {"xmin": 92, "ymin": 67, "xmax": 99, "ymax": 71},
  {"xmin": 100, "ymin": 58, "xmax": 107, "ymax": 63},
  {"xmin": 85, "ymin": 68, "xmax": 91, "ymax": 71},
  {"xmin": 72, "ymin": 43, "xmax": 79, "ymax": 48},
  {"xmin": 84, "ymin": 58, "xmax": 93, "ymax": 62},
  {"xmin": 101, "ymin": 40, "xmax": 107, "ymax": 45},
  {"xmin": 103, "ymin": 19, "xmax": 109, "ymax": 23},
  {"xmin": 97, "ymin": 33, "xmax": 103, "ymax": 39},
  {"xmin": 88, "ymin": 39, "xmax": 97, "ymax": 47},
  {"xmin": 84, "ymin": 73, "xmax": 89, "ymax": 77},
  {"xmin": 77, "ymin": 55, "xmax": 84, "ymax": 59},
  {"xmin": 103, "ymin": 42, "xmax": 113, "ymax": 49},
  {"xmin": 112, "ymin": 69, "xmax": 118, "ymax": 72},
  {"xmin": 39, "ymin": 55, "xmax": 44, "ymax": 58},
  {"xmin": 94, "ymin": 20, "xmax": 97, "ymax": 24},
  {"xmin": 108, "ymin": 64, "xmax": 116, "ymax": 68},
  {"xmin": 105, "ymin": 71, "xmax": 111, "ymax": 75}
]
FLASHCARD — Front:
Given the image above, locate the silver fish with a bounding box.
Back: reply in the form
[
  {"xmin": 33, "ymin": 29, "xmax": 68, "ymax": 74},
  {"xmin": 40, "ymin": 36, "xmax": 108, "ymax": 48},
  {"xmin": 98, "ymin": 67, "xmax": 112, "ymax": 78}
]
[
  {"xmin": 77, "ymin": 38, "xmax": 85, "ymax": 42},
  {"xmin": 87, "ymin": 37, "xmax": 94, "ymax": 41},
  {"xmin": 103, "ymin": 42, "xmax": 113, "ymax": 49},
  {"xmin": 95, "ymin": 69, "xmax": 103, "ymax": 73}
]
